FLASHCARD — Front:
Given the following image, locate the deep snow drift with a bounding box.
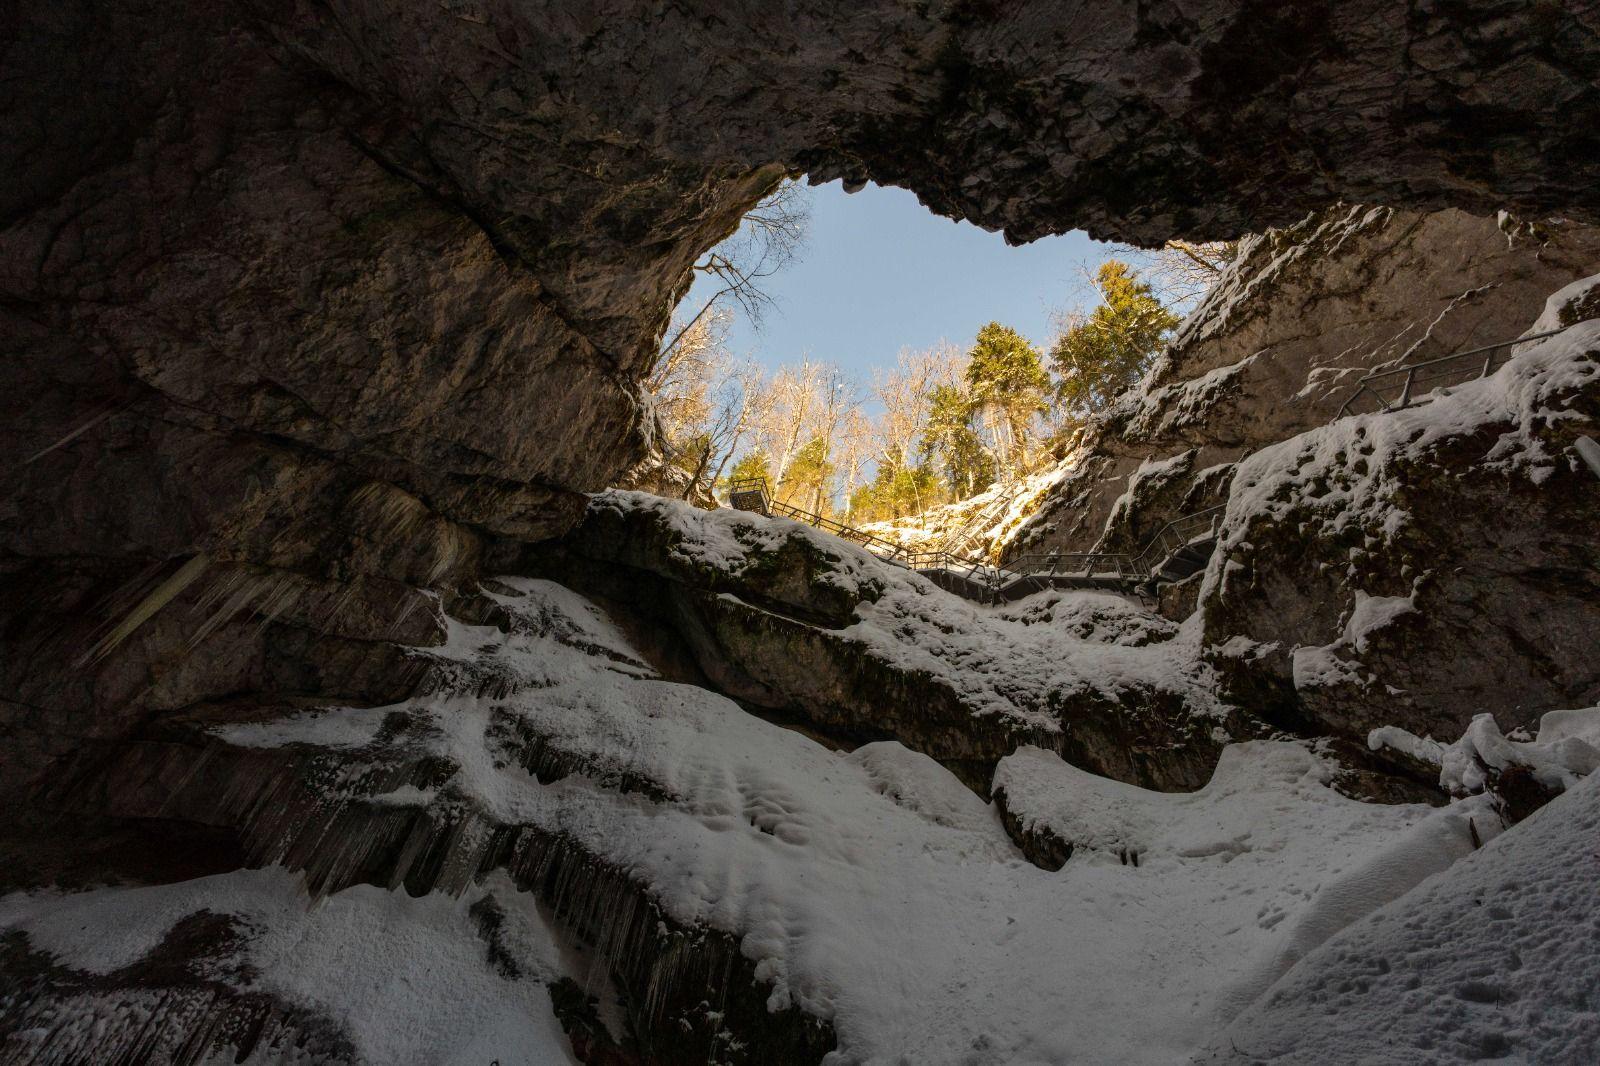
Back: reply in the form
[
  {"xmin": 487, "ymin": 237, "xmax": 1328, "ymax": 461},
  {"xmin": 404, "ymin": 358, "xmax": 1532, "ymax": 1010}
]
[
  {"xmin": 1202, "ymin": 770, "xmax": 1600, "ymax": 1065},
  {"xmin": 0, "ymin": 869, "xmax": 578, "ymax": 1065},
  {"xmin": 2, "ymin": 575, "xmax": 1526, "ymax": 1065}
]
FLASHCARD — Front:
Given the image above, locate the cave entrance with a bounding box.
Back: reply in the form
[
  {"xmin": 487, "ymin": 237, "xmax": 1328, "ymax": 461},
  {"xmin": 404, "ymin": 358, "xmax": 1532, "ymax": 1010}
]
[{"xmin": 639, "ymin": 180, "xmax": 1228, "ymax": 547}]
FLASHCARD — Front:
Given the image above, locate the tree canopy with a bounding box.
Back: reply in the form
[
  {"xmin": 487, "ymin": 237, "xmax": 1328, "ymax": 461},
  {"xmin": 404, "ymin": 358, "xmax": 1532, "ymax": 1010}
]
[
  {"xmin": 964, "ymin": 322, "xmax": 1051, "ymax": 482},
  {"xmin": 922, "ymin": 382, "xmax": 994, "ymax": 501},
  {"xmin": 647, "ymin": 250, "xmax": 1195, "ymax": 523},
  {"xmin": 1050, "ymin": 261, "xmax": 1181, "ymax": 417}
]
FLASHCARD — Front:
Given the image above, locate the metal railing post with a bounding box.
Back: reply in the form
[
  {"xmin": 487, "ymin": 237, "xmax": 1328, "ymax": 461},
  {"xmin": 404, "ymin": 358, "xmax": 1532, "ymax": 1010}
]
[{"xmin": 1396, "ymin": 367, "xmax": 1415, "ymax": 408}]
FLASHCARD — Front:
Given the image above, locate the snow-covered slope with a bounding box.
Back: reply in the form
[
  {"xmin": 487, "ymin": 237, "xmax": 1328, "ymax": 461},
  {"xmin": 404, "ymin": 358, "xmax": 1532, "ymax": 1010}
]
[
  {"xmin": 1200, "ymin": 771, "xmax": 1600, "ymax": 1065},
  {"xmin": 859, "ymin": 461, "xmax": 1078, "ymax": 562},
  {"xmin": 0, "ymin": 869, "xmax": 578, "ymax": 1065},
  {"xmin": 2, "ymin": 576, "xmax": 1528, "ymax": 1065}
]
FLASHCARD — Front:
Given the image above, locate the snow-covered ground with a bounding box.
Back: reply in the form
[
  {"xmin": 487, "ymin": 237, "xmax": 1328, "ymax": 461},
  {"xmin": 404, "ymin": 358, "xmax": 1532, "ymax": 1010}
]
[
  {"xmin": 11, "ymin": 297, "xmax": 1600, "ymax": 1066},
  {"xmin": 2, "ymin": 575, "xmax": 1539, "ymax": 1066},
  {"xmin": 1201, "ymin": 770, "xmax": 1600, "ymax": 1065},
  {"xmin": 0, "ymin": 868, "xmax": 578, "ymax": 1065}
]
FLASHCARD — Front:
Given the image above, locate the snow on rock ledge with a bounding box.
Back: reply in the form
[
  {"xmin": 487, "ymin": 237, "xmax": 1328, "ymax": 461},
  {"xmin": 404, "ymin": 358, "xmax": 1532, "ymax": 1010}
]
[
  {"xmin": 1198, "ymin": 317, "xmax": 1600, "ymax": 745},
  {"xmin": 1003, "ymin": 210, "xmax": 1600, "ymax": 567},
  {"xmin": 1370, "ymin": 706, "xmax": 1600, "ymax": 824},
  {"xmin": 0, "ymin": 869, "xmax": 577, "ymax": 1065}
]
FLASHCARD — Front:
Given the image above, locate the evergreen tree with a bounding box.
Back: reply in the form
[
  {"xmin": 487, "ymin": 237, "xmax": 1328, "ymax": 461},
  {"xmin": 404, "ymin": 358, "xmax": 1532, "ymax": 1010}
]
[
  {"xmin": 848, "ymin": 461, "xmax": 944, "ymax": 523},
  {"xmin": 964, "ymin": 322, "xmax": 1050, "ymax": 478},
  {"xmin": 922, "ymin": 383, "xmax": 993, "ymax": 499},
  {"xmin": 1050, "ymin": 261, "xmax": 1181, "ymax": 416}
]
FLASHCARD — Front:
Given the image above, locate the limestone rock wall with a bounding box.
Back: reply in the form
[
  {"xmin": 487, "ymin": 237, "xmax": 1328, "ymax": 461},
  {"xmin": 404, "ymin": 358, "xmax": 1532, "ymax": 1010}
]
[
  {"xmin": 1005, "ymin": 207, "xmax": 1600, "ymax": 560},
  {"xmin": 7, "ymin": 1, "xmax": 1600, "ymax": 806},
  {"xmin": 1196, "ymin": 305, "xmax": 1600, "ymax": 746}
]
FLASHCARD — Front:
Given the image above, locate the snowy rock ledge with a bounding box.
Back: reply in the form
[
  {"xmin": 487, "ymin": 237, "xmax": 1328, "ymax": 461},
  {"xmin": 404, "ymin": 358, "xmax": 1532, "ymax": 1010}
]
[
  {"xmin": 531, "ymin": 490, "xmax": 1245, "ymax": 793},
  {"xmin": 1198, "ymin": 313, "xmax": 1600, "ymax": 747},
  {"xmin": 1370, "ymin": 706, "xmax": 1600, "ymax": 823},
  {"xmin": 1003, "ymin": 209, "xmax": 1600, "ymax": 568}
]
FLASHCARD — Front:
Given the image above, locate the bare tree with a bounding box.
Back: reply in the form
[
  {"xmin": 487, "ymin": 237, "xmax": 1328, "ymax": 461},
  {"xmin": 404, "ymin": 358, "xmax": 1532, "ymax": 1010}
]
[
  {"xmin": 642, "ymin": 307, "xmax": 782, "ymax": 503},
  {"xmin": 647, "ymin": 306, "xmax": 732, "ymax": 435},
  {"xmin": 807, "ymin": 365, "xmax": 860, "ymax": 514},
  {"xmin": 869, "ymin": 342, "xmax": 964, "ymax": 514},
  {"xmin": 836, "ymin": 408, "xmax": 877, "ymax": 517},
  {"xmin": 1108, "ymin": 239, "xmax": 1238, "ymax": 309},
  {"xmin": 757, "ymin": 359, "xmax": 822, "ymax": 492},
  {"xmin": 661, "ymin": 179, "xmax": 812, "ymax": 360},
  {"xmin": 700, "ymin": 360, "xmax": 771, "ymax": 491}
]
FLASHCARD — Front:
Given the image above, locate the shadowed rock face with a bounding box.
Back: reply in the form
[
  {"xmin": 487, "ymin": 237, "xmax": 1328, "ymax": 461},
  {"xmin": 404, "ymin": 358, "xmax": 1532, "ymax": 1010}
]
[
  {"xmin": 1197, "ymin": 337, "xmax": 1600, "ymax": 746},
  {"xmin": 995, "ymin": 211, "xmax": 1600, "ymax": 750},
  {"xmin": 4, "ymin": 0, "xmax": 1600, "ymax": 825},
  {"xmin": 9, "ymin": 0, "xmax": 1600, "ymax": 579}
]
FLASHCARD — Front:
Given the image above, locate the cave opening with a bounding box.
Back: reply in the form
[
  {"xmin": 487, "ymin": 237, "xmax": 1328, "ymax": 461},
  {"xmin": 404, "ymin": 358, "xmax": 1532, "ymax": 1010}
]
[
  {"xmin": 8, "ymin": 3, "xmax": 1600, "ymax": 1062},
  {"xmin": 641, "ymin": 178, "xmax": 1227, "ymax": 536}
]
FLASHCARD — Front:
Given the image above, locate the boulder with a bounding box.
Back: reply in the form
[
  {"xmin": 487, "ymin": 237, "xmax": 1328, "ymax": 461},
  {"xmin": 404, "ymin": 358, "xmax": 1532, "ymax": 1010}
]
[{"xmin": 1198, "ymin": 306, "xmax": 1600, "ymax": 746}]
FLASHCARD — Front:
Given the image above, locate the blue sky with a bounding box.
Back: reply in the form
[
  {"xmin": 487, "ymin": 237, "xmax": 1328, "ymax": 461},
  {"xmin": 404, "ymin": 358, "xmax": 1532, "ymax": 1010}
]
[{"xmin": 684, "ymin": 181, "xmax": 1119, "ymax": 379}]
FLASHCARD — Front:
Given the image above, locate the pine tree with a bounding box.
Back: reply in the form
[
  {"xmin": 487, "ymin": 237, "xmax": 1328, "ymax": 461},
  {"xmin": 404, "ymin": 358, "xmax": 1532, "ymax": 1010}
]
[
  {"xmin": 923, "ymin": 383, "xmax": 994, "ymax": 499},
  {"xmin": 964, "ymin": 322, "xmax": 1050, "ymax": 479},
  {"xmin": 1050, "ymin": 261, "xmax": 1180, "ymax": 416}
]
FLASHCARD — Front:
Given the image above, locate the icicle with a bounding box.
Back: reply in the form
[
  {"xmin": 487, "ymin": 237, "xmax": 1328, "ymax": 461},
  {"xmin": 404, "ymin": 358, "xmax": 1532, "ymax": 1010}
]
[{"xmin": 77, "ymin": 554, "xmax": 210, "ymax": 665}]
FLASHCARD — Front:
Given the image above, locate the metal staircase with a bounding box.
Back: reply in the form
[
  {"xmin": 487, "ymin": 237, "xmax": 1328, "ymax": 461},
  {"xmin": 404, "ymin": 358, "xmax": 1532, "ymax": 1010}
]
[
  {"xmin": 727, "ymin": 478, "xmax": 1224, "ymax": 605},
  {"xmin": 1000, "ymin": 505, "xmax": 1226, "ymax": 600}
]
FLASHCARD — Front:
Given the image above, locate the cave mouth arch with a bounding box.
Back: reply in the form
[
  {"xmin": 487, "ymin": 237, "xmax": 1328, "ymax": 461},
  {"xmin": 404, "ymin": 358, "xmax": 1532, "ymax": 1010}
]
[
  {"xmin": 4, "ymin": 4, "xmax": 1600, "ymax": 1060},
  {"xmin": 5, "ymin": 0, "xmax": 1599, "ymax": 810},
  {"xmin": 641, "ymin": 178, "xmax": 1211, "ymax": 523},
  {"xmin": 674, "ymin": 180, "xmax": 1120, "ymax": 378}
]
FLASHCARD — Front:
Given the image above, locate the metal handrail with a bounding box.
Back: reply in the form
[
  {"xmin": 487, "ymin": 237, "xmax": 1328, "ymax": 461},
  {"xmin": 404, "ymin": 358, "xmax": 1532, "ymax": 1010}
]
[
  {"xmin": 730, "ymin": 475, "xmax": 1224, "ymax": 599},
  {"xmin": 1004, "ymin": 503, "xmax": 1225, "ymax": 580},
  {"xmin": 767, "ymin": 497, "xmax": 910, "ymax": 560},
  {"xmin": 1337, "ymin": 326, "xmax": 1570, "ymax": 418}
]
